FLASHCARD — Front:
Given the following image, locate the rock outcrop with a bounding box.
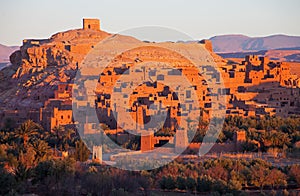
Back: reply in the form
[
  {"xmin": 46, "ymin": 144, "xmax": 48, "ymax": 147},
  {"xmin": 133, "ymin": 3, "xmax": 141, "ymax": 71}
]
[{"xmin": 0, "ymin": 27, "xmax": 110, "ymax": 110}]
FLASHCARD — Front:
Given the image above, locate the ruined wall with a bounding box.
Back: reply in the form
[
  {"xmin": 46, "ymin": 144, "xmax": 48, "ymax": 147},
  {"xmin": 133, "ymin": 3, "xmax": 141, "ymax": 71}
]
[{"xmin": 199, "ymin": 40, "xmax": 213, "ymax": 52}]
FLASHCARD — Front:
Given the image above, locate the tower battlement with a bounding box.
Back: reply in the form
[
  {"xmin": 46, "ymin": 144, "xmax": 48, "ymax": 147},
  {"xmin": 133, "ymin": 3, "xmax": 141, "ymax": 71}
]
[{"xmin": 83, "ymin": 18, "xmax": 100, "ymax": 31}]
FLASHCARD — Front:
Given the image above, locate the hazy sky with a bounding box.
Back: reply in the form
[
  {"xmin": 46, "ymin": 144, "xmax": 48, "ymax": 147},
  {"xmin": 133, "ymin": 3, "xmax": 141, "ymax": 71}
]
[{"xmin": 1, "ymin": 0, "xmax": 300, "ymax": 46}]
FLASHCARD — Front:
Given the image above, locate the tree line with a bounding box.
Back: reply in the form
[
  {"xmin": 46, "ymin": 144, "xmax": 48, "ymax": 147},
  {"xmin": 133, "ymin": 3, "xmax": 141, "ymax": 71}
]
[{"xmin": 0, "ymin": 116, "xmax": 300, "ymax": 195}]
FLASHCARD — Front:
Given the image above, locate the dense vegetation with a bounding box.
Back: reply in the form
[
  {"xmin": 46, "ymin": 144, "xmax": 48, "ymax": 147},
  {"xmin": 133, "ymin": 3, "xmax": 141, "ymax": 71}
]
[
  {"xmin": 1, "ymin": 155, "xmax": 300, "ymax": 195},
  {"xmin": 0, "ymin": 116, "xmax": 300, "ymax": 195},
  {"xmin": 189, "ymin": 116, "xmax": 300, "ymax": 155}
]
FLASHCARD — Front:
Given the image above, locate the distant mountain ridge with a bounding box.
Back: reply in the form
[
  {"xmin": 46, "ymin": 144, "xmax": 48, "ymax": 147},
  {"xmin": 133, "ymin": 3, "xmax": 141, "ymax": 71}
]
[
  {"xmin": 210, "ymin": 34, "xmax": 300, "ymax": 53},
  {"xmin": 0, "ymin": 44, "xmax": 19, "ymax": 63},
  {"xmin": 218, "ymin": 48, "xmax": 300, "ymax": 62},
  {"xmin": 2, "ymin": 34, "xmax": 300, "ymax": 63}
]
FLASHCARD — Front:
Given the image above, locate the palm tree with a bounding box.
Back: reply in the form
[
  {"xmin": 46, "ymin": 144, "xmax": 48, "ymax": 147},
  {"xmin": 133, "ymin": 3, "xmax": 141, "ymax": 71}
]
[
  {"xmin": 51, "ymin": 126, "xmax": 64, "ymax": 138},
  {"xmin": 265, "ymin": 131, "xmax": 291, "ymax": 149},
  {"xmin": 49, "ymin": 126, "xmax": 64, "ymax": 150},
  {"xmin": 65, "ymin": 128, "xmax": 75, "ymax": 141},
  {"xmin": 14, "ymin": 120, "xmax": 42, "ymax": 147},
  {"xmin": 38, "ymin": 128, "xmax": 50, "ymax": 142},
  {"xmin": 31, "ymin": 139, "xmax": 52, "ymax": 164},
  {"xmin": 61, "ymin": 128, "xmax": 75, "ymax": 151},
  {"xmin": 14, "ymin": 162, "xmax": 31, "ymax": 182},
  {"xmin": 0, "ymin": 131, "xmax": 8, "ymax": 144},
  {"xmin": 50, "ymin": 126, "xmax": 76, "ymax": 151}
]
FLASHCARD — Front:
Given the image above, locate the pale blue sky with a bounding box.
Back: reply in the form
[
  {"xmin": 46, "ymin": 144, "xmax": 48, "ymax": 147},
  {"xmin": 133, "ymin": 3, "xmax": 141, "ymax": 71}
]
[{"xmin": 0, "ymin": 0, "xmax": 300, "ymax": 46}]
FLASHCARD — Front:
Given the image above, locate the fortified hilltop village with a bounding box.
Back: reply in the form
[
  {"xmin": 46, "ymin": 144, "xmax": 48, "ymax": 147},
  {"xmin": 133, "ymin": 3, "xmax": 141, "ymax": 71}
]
[{"xmin": 0, "ymin": 19, "xmax": 300, "ymax": 157}]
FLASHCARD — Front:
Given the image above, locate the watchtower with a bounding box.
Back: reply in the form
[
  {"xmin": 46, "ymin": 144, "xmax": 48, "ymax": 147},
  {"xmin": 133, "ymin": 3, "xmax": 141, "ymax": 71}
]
[
  {"xmin": 141, "ymin": 131, "xmax": 154, "ymax": 152},
  {"xmin": 234, "ymin": 130, "xmax": 246, "ymax": 143},
  {"xmin": 83, "ymin": 18, "xmax": 100, "ymax": 31},
  {"xmin": 234, "ymin": 130, "xmax": 246, "ymax": 151},
  {"xmin": 92, "ymin": 145, "xmax": 102, "ymax": 163},
  {"xmin": 175, "ymin": 128, "xmax": 188, "ymax": 153}
]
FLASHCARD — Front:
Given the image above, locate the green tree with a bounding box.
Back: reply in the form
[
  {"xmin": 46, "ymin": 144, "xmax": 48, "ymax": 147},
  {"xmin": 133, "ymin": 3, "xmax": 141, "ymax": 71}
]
[
  {"xmin": 0, "ymin": 167, "xmax": 16, "ymax": 195},
  {"xmin": 14, "ymin": 162, "xmax": 31, "ymax": 182},
  {"xmin": 49, "ymin": 126, "xmax": 76, "ymax": 151},
  {"xmin": 250, "ymin": 163, "xmax": 270, "ymax": 191},
  {"xmin": 211, "ymin": 179, "xmax": 227, "ymax": 194},
  {"xmin": 74, "ymin": 140, "xmax": 90, "ymax": 162},
  {"xmin": 176, "ymin": 176, "xmax": 186, "ymax": 190},
  {"xmin": 186, "ymin": 177, "xmax": 196, "ymax": 192},
  {"xmin": 207, "ymin": 165, "xmax": 229, "ymax": 181},
  {"xmin": 110, "ymin": 188, "xmax": 129, "ymax": 196},
  {"xmin": 32, "ymin": 160, "xmax": 55, "ymax": 184},
  {"xmin": 289, "ymin": 165, "xmax": 300, "ymax": 186},
  {"xmin": 61, "ymin": 128, "xmax": 76, "ymax": 151},
  {"xmin": 197, "ymin": 176, "xmax": 212, "ymax": 192},
  {"xmin": 228, "ymin": 179, "xmax": 242, "ymax": 191},
  {"xmin": 49, "ymin": 126, "xmax": 64, "ymax": 150},
  {"xmin": 31, "ymin": 139, "xmax": 52, "ymax": 164},
  {"xmin": 228, "ymin": 170, "xmax": 242, "ymax": 191},
  {"xmin": 267, "ymin": 168, "xmax": 287, "ymax": 189},
  {"xmin": 159, "ymin": 176, "xmax": 175, "ymax": 190},
  {"xmin": 14, "ymin": 120, "xmax": 42, "ymax": 147}
]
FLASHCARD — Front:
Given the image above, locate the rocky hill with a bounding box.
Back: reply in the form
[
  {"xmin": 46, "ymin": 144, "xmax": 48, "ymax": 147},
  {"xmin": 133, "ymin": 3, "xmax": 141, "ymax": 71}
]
[
  {"xmin": 0, "ymin": 28, "xmax": 110, "ymax": 110},
  {"xmin": 210, "ymin": 34, "xmax": 300, "ymax": 53},
  {"xmin": 1, "ymin": 19, "xmax": 300, "ymax": 129},
  {"xmin": 0, "ymin": 24, "xmax": 218, "ymax": 112}
]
